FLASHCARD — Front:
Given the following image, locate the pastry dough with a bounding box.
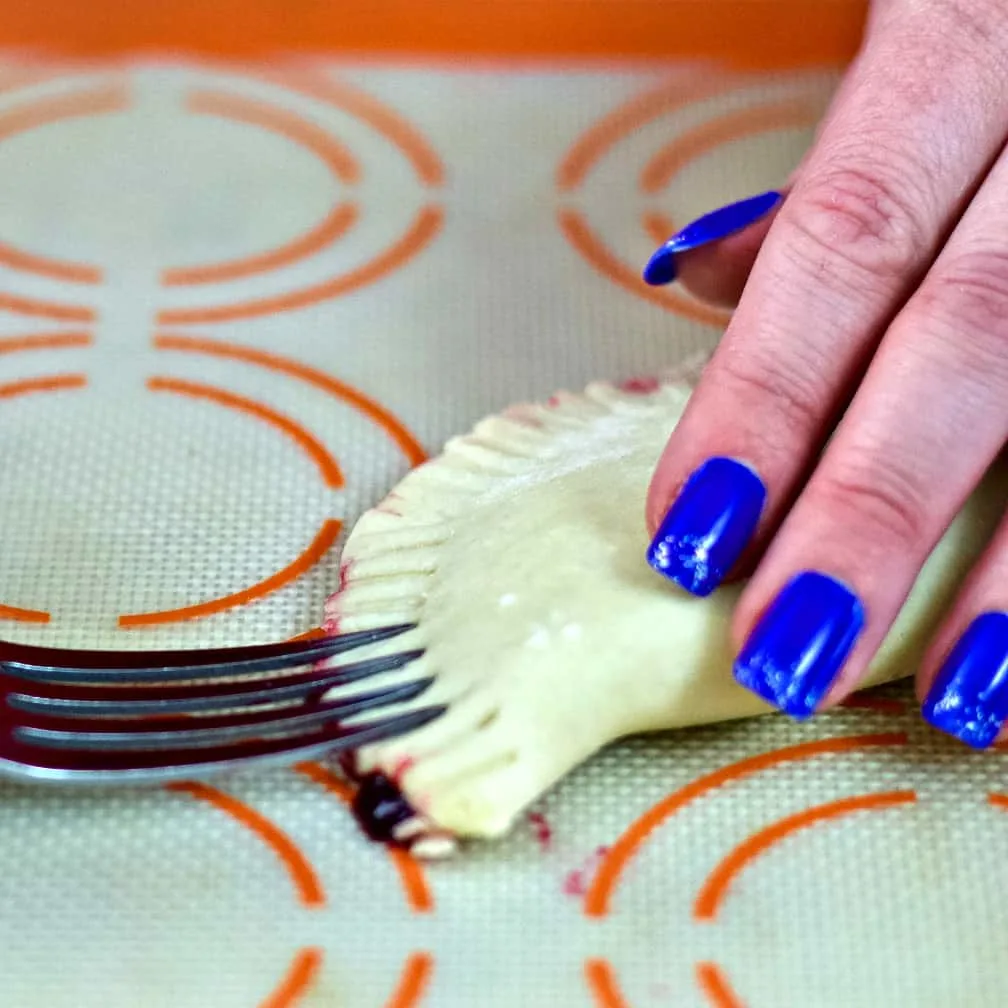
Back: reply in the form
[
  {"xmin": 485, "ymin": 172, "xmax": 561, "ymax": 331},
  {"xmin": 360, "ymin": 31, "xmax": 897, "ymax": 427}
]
[{"xmin": 323, "ymin": 372, "xmax": 1006, "ymax": 848}]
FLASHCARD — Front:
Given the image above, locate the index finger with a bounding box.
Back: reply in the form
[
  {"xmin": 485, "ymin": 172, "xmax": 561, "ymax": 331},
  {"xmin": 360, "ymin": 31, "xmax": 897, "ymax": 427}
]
[{"xmin": 645, "ymin": 0, "xmax": 1008, "ymax": 595}]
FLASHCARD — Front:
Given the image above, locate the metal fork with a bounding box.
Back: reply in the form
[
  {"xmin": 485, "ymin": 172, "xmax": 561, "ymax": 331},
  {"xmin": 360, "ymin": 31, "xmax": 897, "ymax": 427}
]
[{"xmin": 0, "ymin": 625, "xmax": 439, "ymax": 784}]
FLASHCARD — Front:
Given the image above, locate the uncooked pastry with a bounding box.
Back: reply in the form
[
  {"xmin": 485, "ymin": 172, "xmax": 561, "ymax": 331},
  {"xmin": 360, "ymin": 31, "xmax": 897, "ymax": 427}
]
[{"xmin": 322, "ymin": 369, "xmax": 1006, "ymax": 852}]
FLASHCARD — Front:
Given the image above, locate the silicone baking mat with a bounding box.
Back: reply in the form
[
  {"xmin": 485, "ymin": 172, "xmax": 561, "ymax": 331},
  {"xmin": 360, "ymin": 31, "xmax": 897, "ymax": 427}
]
[{"xmin": 0, "ymin": 17, "xmax": 1005, "ymax": 1008}]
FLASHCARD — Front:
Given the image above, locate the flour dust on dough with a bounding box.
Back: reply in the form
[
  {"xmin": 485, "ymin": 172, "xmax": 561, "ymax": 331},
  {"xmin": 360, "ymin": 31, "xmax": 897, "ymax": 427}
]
[{"xmin": 321, "ymin": 371, "xmax": 1005, "ymax": 852}]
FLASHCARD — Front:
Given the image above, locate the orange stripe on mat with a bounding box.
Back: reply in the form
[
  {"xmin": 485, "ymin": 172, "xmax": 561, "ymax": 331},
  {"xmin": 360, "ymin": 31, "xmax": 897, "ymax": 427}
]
[
  {"xmin": 0, "ymin": 292, "xmax": 95, "ymax": 322},
  {"xmin": 162, "ymin": 201, "xmax": 358, "ymax": 286},
  {"xmin": 167, "ymin": 781, "xmax": 326, "ymax": 907},
  {"xmin": 557, "ymin": 76, "xmax": 745, "ymax": 192},
  {"xmin": 287, "ymin": 626, "xmax": 327, "ymax": 643},
  {"xmin": 585, "ymin": 733, "xmax": 908, "ymax": 917},
  {"xmin": 0, "ymin": 604, "xmax": 50, "ymax": 623},
  {"xmin": 584, "ymin": 959, "xmax": 631, "ymax": 1008},
  {"xmin": 0, "ymin": 372, "xmax": 86, "ymax": 397},
  {"xmin": 295, "ymin": 761, "xmax": 434, "ymax": 914},
  {"xmin": 642, "ymin": 210, "xmax": 675, "ymax": 249},
  {"xmin": 187, "ymin": 89, "xmax": 360, "ymax": 184},
  {"xmin": 0, "ymin": 85, "xmax": 125, "ymax": 286},
  {"xmin": 0, "ymin": 83, "xmax": 127, "ymax": 141},
  {"xmin": 639, "ymin": 96, "xmax": 823, "ymax": 194},
  {"xmin": 0, "ymin": 2, "xmax": 868, "ymax": 68},
  {"xmin": 259, "ymin": 947, "xmax": 323, "ymax": 1008},
  {"xmin": 258, "ymin": 69, "xmax": 445, "ymax": 187},
  {"xmin": 694, "ymin": 790, "xmax": 917, "ymax": 921},
  {"xmin": 0, "ymin": 330, "xmax": 92, "ymax": 353},
  {"xmin": 557, "ymin": 207, "xmax": 729, "ymax": 328},
  {"xmin": 154, "ymin": 332, "xmax": 428, "ymax": 467},
  {"xmin": 156, "ymin": 204, "xmax": 443, "ymax": 325},
  {"xmin": 385, "ymin": 952, "xmax": 433, "ymax": 1008},
  {"xmin": 146, "ymin": 375, "xmax": 344, "ymax": 488},
  {"xmin": 119, "ymin": 517, "xmax": 342, "ymax": 627},
  {"xmin": 0, "ymin": 239, "xmax": 101, "ymax": 284},
  {"xmin": 695, "ymin": 962, "xmax": 746, "ymax": 1008}
]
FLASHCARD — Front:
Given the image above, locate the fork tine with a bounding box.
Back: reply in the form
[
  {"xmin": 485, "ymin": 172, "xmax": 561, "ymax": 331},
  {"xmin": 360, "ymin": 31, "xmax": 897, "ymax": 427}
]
[
  {"xmin": 0, "ymin": 624, "xmax": 415, "ymax": 683},
  {"xmin": 4, "ymin": 649, "xmax": 426, "ymax": 717},
  {"xmin": 1, "ymin": 707, "xmax": 445, "ymax": 782},
  {"xmin": 13, "ymin": 678, "xmax": 435, "ymax": 750}
]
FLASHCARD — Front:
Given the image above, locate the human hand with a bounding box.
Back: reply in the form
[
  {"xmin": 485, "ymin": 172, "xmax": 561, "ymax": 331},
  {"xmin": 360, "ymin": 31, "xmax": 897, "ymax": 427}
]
[{"xmin": 643, "ymin": 0, "xmax": 1008, "ymax": 746}]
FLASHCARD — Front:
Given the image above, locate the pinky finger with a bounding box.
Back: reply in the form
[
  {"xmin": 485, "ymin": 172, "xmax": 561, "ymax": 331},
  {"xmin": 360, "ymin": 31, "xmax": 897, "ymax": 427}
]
[{"xmin": 920, "ymin": 501, "xmax": 1008, "ymax": 749}]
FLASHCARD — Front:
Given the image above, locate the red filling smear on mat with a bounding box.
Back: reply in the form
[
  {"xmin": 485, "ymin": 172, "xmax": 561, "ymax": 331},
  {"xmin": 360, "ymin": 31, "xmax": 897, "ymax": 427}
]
[
  {"xmin": 563, "ymin": 846, "xmax": 609, "ymax": 896},
  {"xmin": 528, "ymin": 811, "xmax": 553, "ymax": 851}
]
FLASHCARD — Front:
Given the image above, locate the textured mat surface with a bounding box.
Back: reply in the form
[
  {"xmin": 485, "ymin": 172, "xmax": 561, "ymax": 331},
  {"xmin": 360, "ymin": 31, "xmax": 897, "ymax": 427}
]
[{"xmin": 0, "ymin": 58, "xmax": 1003, "ymax": 1008}]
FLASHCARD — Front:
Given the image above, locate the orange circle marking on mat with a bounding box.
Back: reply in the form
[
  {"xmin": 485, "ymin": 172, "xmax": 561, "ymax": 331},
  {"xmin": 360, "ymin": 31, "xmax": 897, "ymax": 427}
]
[
  {"xmin": 558, "ymin": 78, "xmax": 828, "ymax": 327},
  {"xmin": 156, "ymin": 203, "xmax": 443, "ymax": 325},
  {"xmin": 259, "ymin": 947, "xmax": 323, "ymax": 1008},
  {"xmin": 294, "ymin": 761, "xmax": 435, "ymax": 915},
  {"xmin": 162, "ymin": 201, "xmax": 359, "ymax": 286},
  {"xmin": 0, "ymin": 365, "xmax": 89, "ymax": 623},
  {"xmin": 639, "ymin": 96, "xmax": 822, "ymax": 194},
  {"xmin": 584, "ymin": 958, "xmax": 632, "ymax": 1008},
  {"xmin": 556, "ymin": 75, "xmax": 746, "ymax": 192},
  {"xmin": 641, "ymin": 210, "xmax": 675, "ymax": 249},
  {"xmin": 695, "ymin": 962, "xmax": 745, "ymax": 1008},
  {"xmin": 0, "ymin": 84, "xmax": 127, "ymax": 286},
  {"xmin": 694, "ymin": 789, "xmax": 916, "ymax": 922},
  {"xmin": 584, "ymin": 733, "xmax": 908, "ymax": 918},
  {"xmin": 256, "ymin": 69, "xmax": 445, "ymax": 187},
  {"xmin": 154, "ymin": 333, "xmax": 428, "ymax": 467},
  {"xmin": 186, "ymin": 89, "xmax": 360, "ymax": 184},
  {"xmin": 557, "ymin": 207, "xmax": 729, "ymax": 327},
  {"xmin": 384, "ymin": 951, "xmax": 434, "ymax": 1008},
  {"xmin": 167, "ymin": 781, "xmax": 326, "ymax": 907},
  {"xmin": 118, "ymin": 517, "xmax": 342, "ymax": 627},
  {"xmin": 146, "ymin": 375, "xmax": 345, "ymax": 488}
]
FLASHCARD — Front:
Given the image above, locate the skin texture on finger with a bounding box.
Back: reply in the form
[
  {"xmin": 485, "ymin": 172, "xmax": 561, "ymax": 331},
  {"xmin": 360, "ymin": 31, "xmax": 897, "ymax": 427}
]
[
  {"xmin": 917, "ymin": 507, "xmax": 1008, "ymax": 747},
  {"xmin": 646, "ymin": 0, "xmax": 1008, "ymax": 545},
  {"xmin": 732, "ymin": 131, "xmax": 1008, "ymax": 716}
]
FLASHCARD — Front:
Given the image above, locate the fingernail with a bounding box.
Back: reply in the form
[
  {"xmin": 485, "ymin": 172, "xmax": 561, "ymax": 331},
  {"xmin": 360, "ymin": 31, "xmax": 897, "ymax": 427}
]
[
  {"xmin": 733, "ymin": 572, "xmax": 864, "ymax": 719},
  {"xmin": 647, "ymin": 457, "xmax": 765, "ymax": 597},
  {"xmin": 922, "ymin": 611, "xmax": 1008, "ymax": 750},
  {"xmin": 642, "ymin": 190, "xmax": 782, "ymax": 286}
]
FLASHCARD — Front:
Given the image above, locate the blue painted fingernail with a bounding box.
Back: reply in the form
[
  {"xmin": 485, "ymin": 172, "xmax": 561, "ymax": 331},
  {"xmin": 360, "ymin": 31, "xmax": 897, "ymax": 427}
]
[
  {"xmin": 922, "ymin": 612, "xmax": 1008, "ymax": 750},
  {"xmin": 642, "ymin": 190, "xmax": 782, "ymax": 286},
  {"xmin": 647, "ymin": 457, "xmax": 765, "ymax": 597},
  {"xmin": 733, "ymin": 572, "xmax": 864, "ymax": 719}
]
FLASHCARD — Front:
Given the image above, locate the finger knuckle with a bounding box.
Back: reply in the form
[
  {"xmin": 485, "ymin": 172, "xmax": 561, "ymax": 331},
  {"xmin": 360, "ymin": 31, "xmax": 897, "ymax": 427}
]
[
  {"xmin": 815, "ymin": 457, "xmax": 932, "ymax": 554},
  {"xmin": 718, "ymin": 348, "xmax": 825, "ymax": 440},
  {"xmin": 785, "ymin": 162, "xmax": 927, "ymax": 284},
  {"xmin": 918, "ymin": 250, "xmax": 1008, "ymax": 354}
]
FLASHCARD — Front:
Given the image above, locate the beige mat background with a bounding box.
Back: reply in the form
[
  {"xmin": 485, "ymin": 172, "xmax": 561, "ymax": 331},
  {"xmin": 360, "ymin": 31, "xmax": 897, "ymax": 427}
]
[{"xmin": 0, "ymin": 58, "xmax": 1003, "ymax": 1008}]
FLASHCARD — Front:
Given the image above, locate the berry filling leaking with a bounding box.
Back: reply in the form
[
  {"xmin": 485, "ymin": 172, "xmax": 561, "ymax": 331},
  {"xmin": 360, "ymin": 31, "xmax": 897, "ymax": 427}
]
[{"xmin": 350, "ymin": 771, "xmax": 417, "ymax": 845}]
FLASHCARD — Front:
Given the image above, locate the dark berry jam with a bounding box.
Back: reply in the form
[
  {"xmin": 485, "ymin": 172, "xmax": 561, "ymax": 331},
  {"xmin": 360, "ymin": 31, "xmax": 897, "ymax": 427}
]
[{"xmin": 351, "ymin": 772, "xmax": 416, "ymax": 844}]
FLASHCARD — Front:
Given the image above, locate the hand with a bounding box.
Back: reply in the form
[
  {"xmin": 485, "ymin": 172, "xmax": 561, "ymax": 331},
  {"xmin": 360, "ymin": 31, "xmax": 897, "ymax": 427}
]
[{"xmin": 643, "ymin": 0, "xmax": 1008, "ymax": 746}]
